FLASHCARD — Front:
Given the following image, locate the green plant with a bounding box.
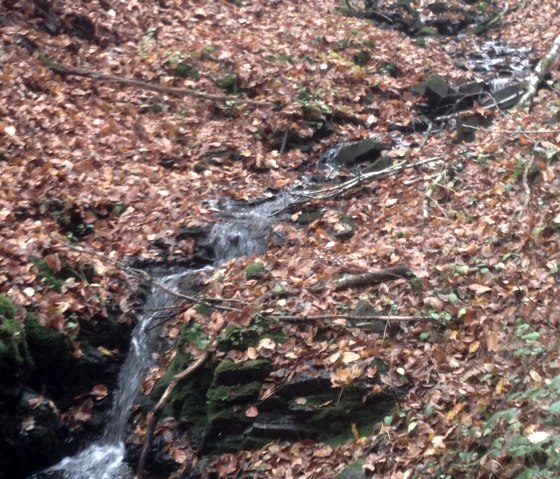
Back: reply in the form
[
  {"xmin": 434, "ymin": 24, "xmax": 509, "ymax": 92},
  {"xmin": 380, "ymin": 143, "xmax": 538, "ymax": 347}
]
[
  {"xmin": 430, "ymin": 310, "xmax": 453, "ymax": 327},
  {"xmin": 481, "ymin": 375, "xmax": 560, "ymax": 478},
  {"xmin": 0, "ymin": 294, "xmax": 17, "ymax": 320},
  {"xmin": 216, "ymin": 73, "xmax": 238, "ymax": 93},
  {"xmin": 514, "ymin": 319, "xmax": 545, "ymax": 357},
  {"xmin": 138, "ymin": 27, "xmax": 157, "ymax": 58},
  {"xmin": 337, "ymin": 0, "xmax": 353, "ymax": 16}
]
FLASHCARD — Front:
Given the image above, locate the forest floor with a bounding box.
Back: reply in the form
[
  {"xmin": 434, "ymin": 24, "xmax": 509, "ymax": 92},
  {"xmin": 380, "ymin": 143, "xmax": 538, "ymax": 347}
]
[{"xmin": 2, "ymin": 0, "xmax": 560, "ymax": 478}]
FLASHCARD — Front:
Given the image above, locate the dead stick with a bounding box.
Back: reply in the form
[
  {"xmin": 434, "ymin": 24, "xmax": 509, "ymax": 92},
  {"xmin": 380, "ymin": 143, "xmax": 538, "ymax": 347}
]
[
  {"xmin": 269, "ymin": 266, "xmax": 412, "ymax": 299},
  {"xmin": 518, "ymin": 31, "xmax": 560, "ymax": 108},
  {"xmin": 268, "ymin": 313, "xmax": 431, "ymax": 322},
  {"xmin": 136, "ymin": 347, "xmax": 213, "ymax": 478},
  {"xmin": 40, "ymin": 54, "xmax": 274, "ymax": 107}
]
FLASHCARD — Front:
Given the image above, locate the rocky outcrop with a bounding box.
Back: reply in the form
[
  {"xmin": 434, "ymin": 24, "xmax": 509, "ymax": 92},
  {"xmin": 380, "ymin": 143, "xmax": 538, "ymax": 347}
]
[{"xmin": 0, "ymin": 295, "xmax": 130, "ymax": 478}]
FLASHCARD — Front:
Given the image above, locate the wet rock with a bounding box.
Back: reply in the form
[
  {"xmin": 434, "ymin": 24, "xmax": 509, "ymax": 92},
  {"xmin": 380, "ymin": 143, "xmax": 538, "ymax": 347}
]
[
  {"xmin": 320, "ymin": 138, "xmax": 391, "ymax": 166},
  {"xmin": 337, "ymin": 460, "xmax": 367, "ymax": 479},
  {"xmin": 411, "ymin": 75, "xmax": 454, "ymax": 108},
  {"xmin": 0, "ymin": 389, "xmax": 66, "ymax": 478}
]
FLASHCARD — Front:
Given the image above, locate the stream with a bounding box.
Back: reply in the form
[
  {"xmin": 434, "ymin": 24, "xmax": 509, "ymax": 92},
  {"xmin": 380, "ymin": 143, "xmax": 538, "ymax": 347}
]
[
  {"xmin": 28, "ymin": 33, "xmax": 532, "ymax": 479},
  {"xmin": 30, "ymin": 273, "xmax": 187, "ymax": 479},
  {"xmin": 29, "ymin": 193, "xmax": 298, "ymax": 479}
]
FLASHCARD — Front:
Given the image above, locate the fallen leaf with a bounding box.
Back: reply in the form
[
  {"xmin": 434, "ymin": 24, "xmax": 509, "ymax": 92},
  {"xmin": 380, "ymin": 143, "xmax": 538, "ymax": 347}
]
[
  {"xmin": 313, "ymin": 445, "xmax": 333, "ymax": 458},
  {"xmin": 527, "ymin": 431, "xmax": 550, "ymax": 444},
  {"xmin": 245, "ymin": 405, "xmax": 259, "ymax": 418},
  {"xmin": 342, "ymin": 351, "xmax": 360, "ymax": 364}
]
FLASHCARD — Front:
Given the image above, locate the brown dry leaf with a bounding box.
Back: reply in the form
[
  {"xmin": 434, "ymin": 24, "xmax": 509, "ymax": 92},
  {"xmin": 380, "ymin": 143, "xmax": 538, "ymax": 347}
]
[
  {"xmin": 486, "ymin": 330, "xmax": 500, "ymax": 352},
  {"xmin": 44, "ymin": 254, "xmax": 62, "ymax": 273},
  {"xmin": 423, "ymin": 296, "xmax": 444, "ymax": 310},
  {"xmin": 342, "ymin": 351, "xmax": 360, "ymax": 364},
  {"xmin": 21, "ymin": 416, "xmax": 35, "ymax": 432},
  {"xmin": 172, "ymin": 448, "xmax": 187, "ymax": 464},
  {"xmin": 468, "ymin": 340, "xmax": 480, "ymax": 354},
  {"xmin": 245, "ymin": 405, "xmax": 259, "ymax": 418},
  {"xmin": 91, "ymin": 384, "xmax": 109, "ymax": 400},
  {"xmin": 313, "ymin": 445, "xmax": 333, "ymax": 458},
  {"xmin": 468, "ymin": 284, "xmax": 492, "ymax": 295}
]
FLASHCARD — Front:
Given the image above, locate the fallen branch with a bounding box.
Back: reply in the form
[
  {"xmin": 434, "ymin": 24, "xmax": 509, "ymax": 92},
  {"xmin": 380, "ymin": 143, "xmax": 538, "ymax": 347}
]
[
  {"xmin": 267, "ymin": 265, "xmax": 412, "ymax": 299},
  {"xmin": 268, "ymin": 313, "xmax": 431, "ymax": 322},
  {"xmin": 40, "ymin": 54, "xmax": 274, "ymax": 107},
  {"xmin": 517, "ymin": 31, "xmax": 560, "ymax": 108},
  {"xmin": 136, "ymin": 344, "xmax": 214, "ymax": 478},
  {"xmin": 296, "ymin": 156, "xmax": 444, "ymax": 202},
  {"xmin": 519, "ymin": 155, "xmax": 536, "ymax": 219}
]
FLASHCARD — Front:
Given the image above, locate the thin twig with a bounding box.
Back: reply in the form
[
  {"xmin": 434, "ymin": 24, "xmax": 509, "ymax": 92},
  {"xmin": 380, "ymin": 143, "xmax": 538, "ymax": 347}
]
[
  {"xmin": 423, "ymin": 168, "xmax": 448, "ymax": 219},
  {"xmin": 51, "ymin": 236, "xmax": 242, "ymax": 313}
]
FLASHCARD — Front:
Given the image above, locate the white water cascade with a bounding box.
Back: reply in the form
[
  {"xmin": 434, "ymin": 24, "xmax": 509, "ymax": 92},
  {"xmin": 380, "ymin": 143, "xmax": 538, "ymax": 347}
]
[{"xmin": 32, "ymin": 273, "xmax": 186, "ymax": 479}]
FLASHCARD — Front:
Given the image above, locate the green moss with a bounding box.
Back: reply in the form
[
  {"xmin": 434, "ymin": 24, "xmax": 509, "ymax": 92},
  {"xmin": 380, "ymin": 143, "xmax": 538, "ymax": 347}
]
[
  {"xmin": 217, "ymin": 317, "xmax": 285, "ymax": 352},
  {"xmin": 177, "ymin": 322, "xmax": 209, "ymax": 349},
  {"xmin": 170, "ymin": 61, "xmax": 199, "ymax": 79},
  {"xmin": 418, "ymin": 26, "xmax": 438, "ymax": 36},
  {"xmin": 216, "ymin": 74, "xmax": 238, "ymax": 93},
  {"xmin": 294, "ymin": 209, "xmax": 323, "ymax": 225},
  {"xmin": 31, "ymin": 258, "xmax": 92, "ymax": 292},
  {"xmin": 207, "ymin": 381, "xmax": 262, "ymax": 406},
  {"xmin": 245, "ymin": 262, "xmax": 266, "ymax": 280},
  {"xmin": 0, "ymin": 295, "xmax": 17, "ymax": 321},
  {"xmin": 32, "ymin": 259, "xmax": 64, "ymax": 292},
  {"xmin": 0, "ymin": 319, "xmax": 31, "ymax": 367},
  {"xmin": 337, "ymin": 460, "xmax": 365, "ymax": 479},
  {"xmin": 0, "ymin": 316, "xmax": 33, "ymax": 385},
  {"xmin": 214, "ymin": 359, "xmax": 271, "ymax": 385}
]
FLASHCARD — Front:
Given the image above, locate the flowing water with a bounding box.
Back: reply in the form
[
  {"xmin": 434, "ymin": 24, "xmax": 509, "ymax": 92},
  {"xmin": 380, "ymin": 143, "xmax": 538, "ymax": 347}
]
[
  {"xmin": 31, "ymin": 195, "xmax": 294, "ymax": 479},
  {"xmin": 31, "ymin": 273, "xmax": 187, "ymax": 479}
]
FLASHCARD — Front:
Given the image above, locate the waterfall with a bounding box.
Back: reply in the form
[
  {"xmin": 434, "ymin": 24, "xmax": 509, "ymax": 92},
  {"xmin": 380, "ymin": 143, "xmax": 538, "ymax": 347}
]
[{"xmin": 31, "ymin": 273, "xmax": 186, "ymax": 479}]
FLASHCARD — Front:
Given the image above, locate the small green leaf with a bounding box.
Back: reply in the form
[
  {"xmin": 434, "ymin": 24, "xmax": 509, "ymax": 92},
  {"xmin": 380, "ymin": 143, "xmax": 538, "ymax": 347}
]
[
  {"xmin": 408, "ymin": 421, "xmax": 418, "ymax": 433},
  {"xmin": 521, "ymin": 332, "xmax": 540, "ymax": 342},
  {"xmin": 549, "ymin": 401, "xmax": 560, "ymax": 414},
  {"xmin": 448, "ymin": 293, "xmax": 459, "ymax": 305}
]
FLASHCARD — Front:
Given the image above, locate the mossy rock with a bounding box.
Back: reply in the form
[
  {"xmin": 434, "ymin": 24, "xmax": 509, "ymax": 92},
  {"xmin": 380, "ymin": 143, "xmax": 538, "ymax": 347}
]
[
  {"xmin": 165, "ymin": 358, "xmax": 216, "ymax": 431},
  {"xmin": 25, "ymin": 314, "xmax": 78, "ymax": 402},
  {"xmin": 217, "ymin": 323, "xmax": 260, "ymax": 351},
  {"xmin": 217, "ymin": 318, "xmax": 285, "ymax": 352},
  {"xmin": 245, "ymin": 262, "xmax": 266, "ymax": 280},
  {"xmin": 213, "ymin": 359, "xmax": 271, "ymax": 386},
  {"xmin": 0, "ymin": 317, "xmax": 33, "ymax": 387},
  {"xmin": 207, "ymin": 381, "xmax": 262, "ymax": 407},
  {"xmin": 337, "ymin": 460, "xmax": 366, "ymax": 479}
]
